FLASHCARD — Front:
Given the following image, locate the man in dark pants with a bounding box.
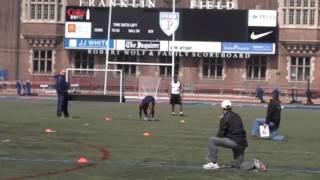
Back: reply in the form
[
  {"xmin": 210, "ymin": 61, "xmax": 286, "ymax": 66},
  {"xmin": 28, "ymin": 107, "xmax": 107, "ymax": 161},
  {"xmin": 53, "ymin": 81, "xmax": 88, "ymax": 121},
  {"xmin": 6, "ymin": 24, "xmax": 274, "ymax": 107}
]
[
  {"xmin": 203, "ymin": 100, "xmax": 266, "ymax": 171},
  {"xmin": 139, "ymin": 95, "xmax": 155, "ymax": 121},
  {"xmin": 255, "ymin": 86, "xmax": 266, "ymax": 103},
  {"xmin": 54, "ymin": 70, "xmax": 70, "ymax": 119}
]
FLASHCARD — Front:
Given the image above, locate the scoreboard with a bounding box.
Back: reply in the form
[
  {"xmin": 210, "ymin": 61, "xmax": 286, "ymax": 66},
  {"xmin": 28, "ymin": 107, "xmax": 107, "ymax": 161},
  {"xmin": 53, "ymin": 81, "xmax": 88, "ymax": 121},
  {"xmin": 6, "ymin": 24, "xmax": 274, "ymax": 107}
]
[{"xmin": 64, "ymin": 7, "xmax": 278, "ymax": 54}]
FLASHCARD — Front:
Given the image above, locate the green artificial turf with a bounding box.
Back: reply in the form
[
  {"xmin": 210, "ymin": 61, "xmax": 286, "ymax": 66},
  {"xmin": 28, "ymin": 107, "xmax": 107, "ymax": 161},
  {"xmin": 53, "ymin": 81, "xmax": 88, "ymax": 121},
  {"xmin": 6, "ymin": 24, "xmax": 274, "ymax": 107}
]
[{"xmin": 0, "ymin": 98, "xmax": 319, "ymax": 180}]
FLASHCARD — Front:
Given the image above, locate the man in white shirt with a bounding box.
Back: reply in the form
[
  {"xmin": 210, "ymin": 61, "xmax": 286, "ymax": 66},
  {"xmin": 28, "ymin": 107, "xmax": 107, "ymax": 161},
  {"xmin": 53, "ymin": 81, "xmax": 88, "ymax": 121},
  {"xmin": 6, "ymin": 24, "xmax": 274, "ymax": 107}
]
[{"xmin": 169, "ymin": 75, "xmax": 183, "ymax": 116}]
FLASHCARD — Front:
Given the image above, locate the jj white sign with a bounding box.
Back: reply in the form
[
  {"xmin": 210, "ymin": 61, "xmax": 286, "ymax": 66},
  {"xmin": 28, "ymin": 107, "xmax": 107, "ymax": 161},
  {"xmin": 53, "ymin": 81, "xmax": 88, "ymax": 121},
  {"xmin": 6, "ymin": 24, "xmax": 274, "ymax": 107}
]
[
  {"xmin": 64, "ymin": 38, "xmax": 114, "ymax": 49},
  {"xmin": 248, "ymin": 10, "xmax": 277, "ymax": 27},
  {"xmin": 169, "ymin": 41, "xmax": 221, "ymax": 53},
  {"xmin": 65, "ymin": 22, "xmax": 92, "ymax": 38}
]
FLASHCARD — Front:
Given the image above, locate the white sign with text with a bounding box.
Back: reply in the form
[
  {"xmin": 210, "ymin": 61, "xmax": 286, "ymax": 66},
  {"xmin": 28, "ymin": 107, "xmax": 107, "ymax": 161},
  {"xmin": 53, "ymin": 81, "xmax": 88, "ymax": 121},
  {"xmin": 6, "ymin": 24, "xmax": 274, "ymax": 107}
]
[
  {"xmin": 248, "ymin": 10, "xmax": 277, "ymax": 27},
  {"xmin": 169, "ymin": 41, "xmax": 221, "ymax": 53},
  {"xmin": 65, "ymin": 22, "xmax": 92, "ymax": 38}
]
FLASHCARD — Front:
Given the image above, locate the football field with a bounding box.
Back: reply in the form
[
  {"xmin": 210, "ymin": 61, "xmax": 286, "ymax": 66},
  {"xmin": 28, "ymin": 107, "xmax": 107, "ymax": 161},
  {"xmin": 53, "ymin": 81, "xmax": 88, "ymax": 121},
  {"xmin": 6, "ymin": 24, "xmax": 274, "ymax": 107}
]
[{"xmin": 0, "ymin": 97, "xmax": 320, "ymax": 180}]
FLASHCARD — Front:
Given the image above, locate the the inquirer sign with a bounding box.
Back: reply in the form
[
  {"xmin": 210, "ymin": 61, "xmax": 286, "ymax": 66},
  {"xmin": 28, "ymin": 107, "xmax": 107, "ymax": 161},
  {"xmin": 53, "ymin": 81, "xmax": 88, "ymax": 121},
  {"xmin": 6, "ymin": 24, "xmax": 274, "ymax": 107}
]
[{"xmin": 64, "ymin": 7, "xmax": 278, "ymax": 55}]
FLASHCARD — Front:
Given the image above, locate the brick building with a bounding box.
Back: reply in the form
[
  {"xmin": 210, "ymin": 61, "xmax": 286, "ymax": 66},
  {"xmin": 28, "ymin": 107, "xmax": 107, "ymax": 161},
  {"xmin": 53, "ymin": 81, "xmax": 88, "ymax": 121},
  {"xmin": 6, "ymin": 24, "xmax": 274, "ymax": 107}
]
[{"xmin": 0, "ymin": 0, "xmax": 319, "ymax": 95}]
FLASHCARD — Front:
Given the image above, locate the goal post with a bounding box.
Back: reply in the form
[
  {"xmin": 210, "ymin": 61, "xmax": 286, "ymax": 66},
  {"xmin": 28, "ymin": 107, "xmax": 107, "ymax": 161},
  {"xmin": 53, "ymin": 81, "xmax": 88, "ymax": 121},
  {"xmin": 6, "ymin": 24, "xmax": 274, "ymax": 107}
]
[
  {"xmin": 65, "ymin": 68, "xmax": 124, "ymax": 103},
  {"xmin": 137, "ymin": 76, "xmax": 161, "ymax": 100}
]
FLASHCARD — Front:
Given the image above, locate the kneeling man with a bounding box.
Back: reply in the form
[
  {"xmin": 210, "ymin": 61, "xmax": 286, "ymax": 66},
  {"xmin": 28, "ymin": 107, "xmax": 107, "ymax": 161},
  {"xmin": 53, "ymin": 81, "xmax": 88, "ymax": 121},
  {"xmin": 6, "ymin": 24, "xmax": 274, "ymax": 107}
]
[{"xmin": 203, "ymin": 100, "xmax": 266, "ymax": 171}]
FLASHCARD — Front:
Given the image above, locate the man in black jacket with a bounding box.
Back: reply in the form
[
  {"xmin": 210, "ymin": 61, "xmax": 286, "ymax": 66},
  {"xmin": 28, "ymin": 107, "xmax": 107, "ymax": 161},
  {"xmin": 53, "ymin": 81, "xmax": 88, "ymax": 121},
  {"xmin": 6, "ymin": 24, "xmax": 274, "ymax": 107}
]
[
  {"xmin": 203, "ymin": 100, "xmax": 266, "ymax": 171},
  {"xmin": 251, "ymin": 92, "xmax": 285, "ymax": 141},
  {"xmin": 265, "ymin": 95, "xmax": 281, "ymax": 132},
  {"xmin": 54, "ymin": 70, "xmax": 70, "ymax": 118}
]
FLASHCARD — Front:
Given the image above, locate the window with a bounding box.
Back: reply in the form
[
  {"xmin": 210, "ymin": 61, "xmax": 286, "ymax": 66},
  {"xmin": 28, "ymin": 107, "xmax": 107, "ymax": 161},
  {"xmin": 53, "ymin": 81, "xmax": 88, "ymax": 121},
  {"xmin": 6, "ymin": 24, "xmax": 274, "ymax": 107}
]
[
  {"xmin": 202, "ymin": 58, "xmax": 223, "ymax": 79},
  {"xmin": 32, "ymin": 49, "xmax": 53, "ymax": 74},
  {"xmin": 296, "ymin": 9, "xmax": 301, "ymax": 24},
  {"xmin": 303, "ymin": 9, "xmax": 308, "ymax": 24},
  {"xmin": 74, "ymin": 51, "xmax": 95, "ymax": 75},
  {"xmin": 297, "ymin": 0, "xmax": 301, "ymax": 6},
  {"xmin": 24, "ymin": 0, "xmax": 64, "ymax": 22},
  {"xmin": 113, "ymin": 53, "xmax": 137, "ymax": 76},
  {"xmin": 290, "ymin": 56, "xmax": 310, "ymax": 81},
  {"xmin": 283, "ymin": 9, "xmax": 287, "ymax": 24},
  {"xmin": 310, "ymin": 9, "xmax": 315, "ymax": 24},
  {"xmin": 281, "ymin": 0, "xmax": 317, "ymax": 26},
  {"xmin": 246, "ymin": 57, "xmax": 267, "ymax": 80},
  {"xmin": 289, "ymin": 9, "xmax": 294, "ymax": 24},
  {"xmin": 117, "ymin": 63, "xmax": 136, "ymax": 76},
  {"xmin": 289, "ymin": 0, "xmax": 295, "ymax": 7},
  {"xmin": 159, "ymin": 56, "xmax": 179, "ymax": 77}
]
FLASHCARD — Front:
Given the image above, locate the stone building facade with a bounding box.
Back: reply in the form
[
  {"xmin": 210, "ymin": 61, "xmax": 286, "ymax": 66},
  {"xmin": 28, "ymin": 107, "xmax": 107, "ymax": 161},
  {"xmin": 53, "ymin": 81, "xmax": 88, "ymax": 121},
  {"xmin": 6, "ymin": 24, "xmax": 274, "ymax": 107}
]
[{"xmin": 0, "ymin": 0, "xmax": 319, "ymax": 94}]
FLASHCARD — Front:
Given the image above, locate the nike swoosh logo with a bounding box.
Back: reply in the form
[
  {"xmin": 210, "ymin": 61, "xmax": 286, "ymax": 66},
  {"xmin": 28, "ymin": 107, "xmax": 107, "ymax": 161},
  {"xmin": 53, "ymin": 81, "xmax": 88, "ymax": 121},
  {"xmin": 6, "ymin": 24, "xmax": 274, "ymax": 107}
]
[{"xmin": 250, "ymin": 31, "xmax": 273, "ymax": 40}]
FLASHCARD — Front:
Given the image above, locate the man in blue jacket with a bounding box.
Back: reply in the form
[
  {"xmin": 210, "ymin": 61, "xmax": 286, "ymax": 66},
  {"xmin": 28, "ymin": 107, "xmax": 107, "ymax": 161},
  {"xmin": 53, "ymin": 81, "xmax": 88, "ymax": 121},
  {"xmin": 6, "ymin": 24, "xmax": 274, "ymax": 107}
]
[
  {"xmin": 139, "ymin": 95, "xmax": 155, "ymax": 121},
  {"xmin": 54, "ymin": 70, "xmax": 70, "ymax": 118}
]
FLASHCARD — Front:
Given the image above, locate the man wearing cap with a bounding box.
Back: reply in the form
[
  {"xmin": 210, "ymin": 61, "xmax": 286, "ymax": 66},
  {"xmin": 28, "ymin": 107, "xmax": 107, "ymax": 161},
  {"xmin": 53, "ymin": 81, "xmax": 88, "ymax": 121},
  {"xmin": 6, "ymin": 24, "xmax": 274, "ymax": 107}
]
[{"xmin": 203, "ymin": 100, "xmax": 266, "ymax": 171}]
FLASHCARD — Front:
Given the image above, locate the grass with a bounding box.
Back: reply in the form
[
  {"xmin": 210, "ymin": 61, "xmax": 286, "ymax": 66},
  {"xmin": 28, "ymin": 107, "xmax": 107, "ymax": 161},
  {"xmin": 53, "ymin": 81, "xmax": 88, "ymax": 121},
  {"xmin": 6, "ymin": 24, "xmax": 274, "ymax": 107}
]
[{"xmin": 0, "ymin": 97, "xmax": 320, "ymax": 180}]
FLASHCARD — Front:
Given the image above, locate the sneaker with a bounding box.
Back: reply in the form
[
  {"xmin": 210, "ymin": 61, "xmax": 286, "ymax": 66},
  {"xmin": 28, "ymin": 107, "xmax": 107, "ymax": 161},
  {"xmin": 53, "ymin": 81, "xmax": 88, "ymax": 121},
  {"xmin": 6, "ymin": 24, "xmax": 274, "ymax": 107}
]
[
  {"xmin": 253, "ymin": 158, "xmax": 267, "ymax": 172},
  {"xmin": 203, "ymin": 162, "xmax": 220, "ymax": 170},
  {"xmin": 179, "ymin": 112, "xmax": 184, "ymax": 116},
  {"xmin": 171, "ymin": 112, "xmax": 176, "ymax": 116},
  {"xmin": 143, "ymin": 117, "xmax": 148, "ymax": 121}
]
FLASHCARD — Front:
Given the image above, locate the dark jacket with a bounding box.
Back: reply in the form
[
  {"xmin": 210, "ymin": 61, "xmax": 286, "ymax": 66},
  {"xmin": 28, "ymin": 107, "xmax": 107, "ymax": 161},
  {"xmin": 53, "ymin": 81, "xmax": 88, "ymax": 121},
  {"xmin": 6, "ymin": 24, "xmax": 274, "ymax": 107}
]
[
  {"xmin": 216, "ymin": 110, "xmax": 248, "ymax": 148},
  {"xmin": 265, "ymin": 100, "xmax": 281, "ymax": 132},
  {"xmin": 54, "ymin": 75, "xmax": 68, "ymax": 95},
  {"xmin": 142, "ymin": 96, "xmax": 155, "ymax": 106}
]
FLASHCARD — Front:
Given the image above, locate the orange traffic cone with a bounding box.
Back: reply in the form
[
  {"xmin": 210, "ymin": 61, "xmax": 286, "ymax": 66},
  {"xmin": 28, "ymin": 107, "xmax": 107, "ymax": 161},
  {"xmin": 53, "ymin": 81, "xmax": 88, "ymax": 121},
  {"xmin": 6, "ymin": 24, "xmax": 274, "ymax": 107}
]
[
  {"xmin": 45, "ymin": 128, "xmax": 56, "ymax": 133},
  {"xmin": 77, "ymin": 156, "xmax": 89, "ymax": 164},
  {"xmin": 143, "ymin": 131, "xmax": 151, "ymax": 137},
  {"xmin": 105, "ymin": 115, "xmax": 112, "ymax": 121}
]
